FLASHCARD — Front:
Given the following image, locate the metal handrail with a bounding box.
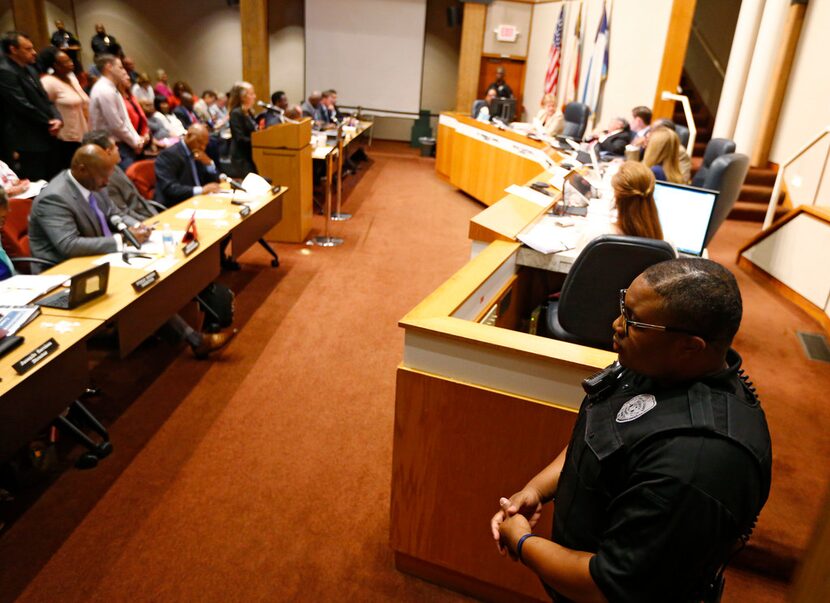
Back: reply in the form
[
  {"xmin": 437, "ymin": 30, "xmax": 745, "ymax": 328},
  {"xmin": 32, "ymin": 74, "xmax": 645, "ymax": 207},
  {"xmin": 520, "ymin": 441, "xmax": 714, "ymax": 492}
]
[
  {"xmin": 763, "ymin": 126, "xmax": 830, "ymax": 229},
  {"xmin": 660, "ymin": 91, "xmax": 697, "ymax": 157},
  {"xmin": 690, "ymin": 22, "xmax": 726, "ymax": 79}
]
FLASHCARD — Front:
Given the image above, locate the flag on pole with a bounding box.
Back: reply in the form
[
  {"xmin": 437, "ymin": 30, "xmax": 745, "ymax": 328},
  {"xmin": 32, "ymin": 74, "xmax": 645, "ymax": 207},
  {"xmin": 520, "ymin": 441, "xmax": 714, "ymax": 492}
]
[
  {"xmin": 544, "ymin": 6, "xmax": 565, "ymax": 96},
  {"xmin": 581, "ymin": 1, "xmax": 610, "ymax": 116},
  {"xmin": 561, "ymin": 1, "xmax": 583, "ymax": 107}
]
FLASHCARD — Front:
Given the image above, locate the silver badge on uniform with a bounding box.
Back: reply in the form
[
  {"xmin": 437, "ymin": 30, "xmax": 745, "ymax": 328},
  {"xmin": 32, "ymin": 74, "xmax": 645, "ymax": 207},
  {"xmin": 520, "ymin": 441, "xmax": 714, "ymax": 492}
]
[{"xmin": 616, "ymin": 394, "xmax": 657, "ymax": 423}]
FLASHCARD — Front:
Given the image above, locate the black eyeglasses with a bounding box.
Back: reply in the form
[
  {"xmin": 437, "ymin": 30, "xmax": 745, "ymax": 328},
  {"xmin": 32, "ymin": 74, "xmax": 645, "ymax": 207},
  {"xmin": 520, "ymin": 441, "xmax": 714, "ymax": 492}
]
[{"xmin": 618, "ymin": 289, "xmax": 699, "ymax": 337}]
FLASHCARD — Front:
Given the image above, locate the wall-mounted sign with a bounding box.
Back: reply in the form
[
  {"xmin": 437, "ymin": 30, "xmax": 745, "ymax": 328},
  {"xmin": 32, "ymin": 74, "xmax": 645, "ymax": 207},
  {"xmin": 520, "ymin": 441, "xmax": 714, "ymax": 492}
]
[{"xmin": 495, "ymin": 24, "xmax": 519, "ymax": 43}]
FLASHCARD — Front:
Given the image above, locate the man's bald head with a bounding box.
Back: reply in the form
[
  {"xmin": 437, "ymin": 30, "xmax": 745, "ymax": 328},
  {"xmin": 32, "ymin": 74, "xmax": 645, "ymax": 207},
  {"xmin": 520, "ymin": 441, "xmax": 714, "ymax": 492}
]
[
  {"xmin": 185, "ymin": 123, "xmax": 210, "ymax": 153},
  {"xmin": 71, "ymin": 144, "xmax": 114, "ymax": 191}
]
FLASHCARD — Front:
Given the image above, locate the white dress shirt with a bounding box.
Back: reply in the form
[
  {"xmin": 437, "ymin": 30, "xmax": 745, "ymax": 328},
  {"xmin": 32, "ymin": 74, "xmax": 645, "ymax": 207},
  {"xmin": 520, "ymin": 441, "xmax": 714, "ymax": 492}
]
[{"xmin": 89, "ymin": 76, "xmax": 142, "ymax": 148}]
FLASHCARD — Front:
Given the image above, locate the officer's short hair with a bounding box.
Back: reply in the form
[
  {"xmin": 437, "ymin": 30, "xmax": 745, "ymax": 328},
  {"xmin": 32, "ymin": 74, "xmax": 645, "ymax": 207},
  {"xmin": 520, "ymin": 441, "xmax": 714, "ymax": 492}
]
[{"xmin": 642, "ymin": 259, "xmax": 742, "ymax": 347}]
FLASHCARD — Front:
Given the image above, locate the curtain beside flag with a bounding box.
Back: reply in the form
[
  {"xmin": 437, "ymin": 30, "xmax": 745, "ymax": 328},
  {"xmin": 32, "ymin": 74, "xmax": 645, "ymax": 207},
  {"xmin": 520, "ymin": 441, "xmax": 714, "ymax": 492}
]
[{"xmin": 580, "ymin": 1, "xmax": 610, "ymax": 118}]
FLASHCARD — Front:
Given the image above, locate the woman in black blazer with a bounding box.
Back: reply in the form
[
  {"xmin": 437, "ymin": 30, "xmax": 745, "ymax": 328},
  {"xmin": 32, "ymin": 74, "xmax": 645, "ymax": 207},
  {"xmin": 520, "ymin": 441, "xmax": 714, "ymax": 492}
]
[{"xmin": 228, "ymin": 81, "xmax": 258, "ymax": 177}]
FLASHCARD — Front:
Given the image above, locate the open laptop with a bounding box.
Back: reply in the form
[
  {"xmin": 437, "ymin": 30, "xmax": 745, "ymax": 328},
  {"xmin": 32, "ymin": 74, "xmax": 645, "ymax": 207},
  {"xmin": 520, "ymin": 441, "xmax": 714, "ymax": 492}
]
[
  {"xmin": 36, "ymin": 263, "xmax": 110, "ymax": 309},
  {"xmin": 652, "ymin": 182, "xmax": 719, "ymax": 256}
]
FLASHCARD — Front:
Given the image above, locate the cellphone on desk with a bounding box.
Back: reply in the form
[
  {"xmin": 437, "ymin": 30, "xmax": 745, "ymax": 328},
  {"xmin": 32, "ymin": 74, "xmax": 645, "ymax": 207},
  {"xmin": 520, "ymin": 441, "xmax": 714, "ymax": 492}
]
[{"xmin": 530, "ymin": 181, "xmax": 553, "ymax": 196}]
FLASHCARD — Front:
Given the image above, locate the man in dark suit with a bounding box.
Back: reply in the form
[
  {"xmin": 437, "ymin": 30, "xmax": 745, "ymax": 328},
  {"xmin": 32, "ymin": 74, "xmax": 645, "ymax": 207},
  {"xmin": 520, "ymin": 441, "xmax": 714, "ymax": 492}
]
[
  {"xmin": 155, "ymin": 124, "xmax": 221, "ymax": 207},
  {"xmin": 594, "ymin": 117, "xmax": 632, "ymax": 157},
  {"xmin": 50, "ymin": 19, "xmax": 82, "ymax": 70},
  {"xmin": 173, "ymin": 91, "xmax": 199, "ymax": 129},
  {"xmin": 91, "ymin": 23, "xmax": 121, "ymax": 57},
  {"xmin": 30, "ymin": 144, "xmax": 235, "ymax": 358},
  {"xmin": 0, "ymin": 32, "xmax": 63, "ymax": 180}
]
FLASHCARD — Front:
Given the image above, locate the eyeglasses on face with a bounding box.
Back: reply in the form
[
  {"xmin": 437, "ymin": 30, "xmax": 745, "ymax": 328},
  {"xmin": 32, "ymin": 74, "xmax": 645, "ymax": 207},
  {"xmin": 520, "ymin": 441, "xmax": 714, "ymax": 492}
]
[{"xmin": 618, "ymin": 289, "xmax": 699, "ymax": 337}]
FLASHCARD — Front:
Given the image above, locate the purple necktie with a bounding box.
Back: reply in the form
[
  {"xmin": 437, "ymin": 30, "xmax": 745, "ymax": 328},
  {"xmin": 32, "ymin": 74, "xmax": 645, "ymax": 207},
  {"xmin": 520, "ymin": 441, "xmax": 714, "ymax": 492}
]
[{"xmin": 88, "ymin": 192, "xmax": 112, "ymax": 236}]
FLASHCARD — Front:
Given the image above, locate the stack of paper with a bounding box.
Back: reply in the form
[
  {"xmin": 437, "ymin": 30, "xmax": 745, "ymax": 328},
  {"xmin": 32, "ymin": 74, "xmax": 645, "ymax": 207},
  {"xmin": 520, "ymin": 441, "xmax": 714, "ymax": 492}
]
[
  {"xmin": 517, "ymin": 216, "xmax": 581, "ymax": 254},
  {"xmin": 0, "ymin": 306, "xmax": 41, "ymax": 335},
  {"xmin": 0, "ymin": 274, "xmax": 69, "ymax": 306}
]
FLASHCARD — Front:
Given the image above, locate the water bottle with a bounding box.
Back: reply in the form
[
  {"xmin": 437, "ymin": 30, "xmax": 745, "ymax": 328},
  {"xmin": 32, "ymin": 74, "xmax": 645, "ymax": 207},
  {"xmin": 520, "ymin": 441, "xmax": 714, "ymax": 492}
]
[{"xmin": 162, "ymin": 223, "xmax": 175, "ymax": 257}]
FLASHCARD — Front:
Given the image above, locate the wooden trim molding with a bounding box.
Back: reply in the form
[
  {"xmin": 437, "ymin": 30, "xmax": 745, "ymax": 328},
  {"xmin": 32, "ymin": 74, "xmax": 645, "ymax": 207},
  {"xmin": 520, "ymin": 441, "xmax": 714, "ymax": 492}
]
[
  {"xmin": 736, "ymin": 255, "xmax": 830, "ymax": 336},
  {"xmin": 652, "ymin": 0, "xmax": 697, "ymax": 120},
  {"xmin": 10, "ymin": 0, "xmax": 49, "ymax": 51},
  {"xmin": 240, "ymin": 0, "xmax": 269, "ymax": 102},
  {"xmin": 737, "ymin": 205, "xmax": 830, "ymax": 258}
]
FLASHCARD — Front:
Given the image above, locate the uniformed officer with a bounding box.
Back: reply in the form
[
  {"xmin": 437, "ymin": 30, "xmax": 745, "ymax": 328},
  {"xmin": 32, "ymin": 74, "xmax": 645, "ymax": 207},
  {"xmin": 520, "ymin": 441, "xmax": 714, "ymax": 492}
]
[{"xmin": 491, "ymin": 258, "xmax": 772, "ymax": 603}]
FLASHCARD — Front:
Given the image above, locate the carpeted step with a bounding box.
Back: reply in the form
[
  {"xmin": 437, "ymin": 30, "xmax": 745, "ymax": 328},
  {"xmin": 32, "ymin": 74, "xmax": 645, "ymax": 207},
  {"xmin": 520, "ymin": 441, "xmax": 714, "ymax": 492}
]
[
  {"xmin": 728, "ymin": 201, "xmax": 787, "ymax": 222},
  {"xmin": 745, "ymin": 167, "xmax": 778, "ymax": 187},
  {"xmin": 741, "ymin": 183, "xmax": 784, "ymax": 205}
]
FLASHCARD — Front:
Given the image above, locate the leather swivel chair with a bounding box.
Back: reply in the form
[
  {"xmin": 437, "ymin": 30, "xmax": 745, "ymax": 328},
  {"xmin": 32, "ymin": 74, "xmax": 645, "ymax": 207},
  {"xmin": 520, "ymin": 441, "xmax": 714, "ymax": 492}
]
[
  {"xmin": 1, "ymin": 197, "xmax": 32, "ymax": 257},
  {"xmin": 692, "ymin": 138, "xmax": 736, "ymax": 187},
  {"xmin": 126, "ymin": 159, "xmax": 158, "ymax": 200},
  {"xmin": 675, "ymin": 124, "xmax": 690, "ymax": 148},
  {"xmin": 544, "ymin": 235, "xmax": 676, "ymax": 350},
  {"xmin": 562, "ymin": 102, "xmax": 591, "ymax": 140},
  {"xmin": 699, "ymin": 153, "xmax": 750, "ymax": 249}
]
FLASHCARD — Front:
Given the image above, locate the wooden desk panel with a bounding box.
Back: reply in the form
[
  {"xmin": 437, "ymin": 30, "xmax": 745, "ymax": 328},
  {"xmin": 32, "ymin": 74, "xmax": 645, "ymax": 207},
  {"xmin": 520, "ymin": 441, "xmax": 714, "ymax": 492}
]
[{"xmin": 0, "ymin": 316, "xmax": 102, "ymax": 461}]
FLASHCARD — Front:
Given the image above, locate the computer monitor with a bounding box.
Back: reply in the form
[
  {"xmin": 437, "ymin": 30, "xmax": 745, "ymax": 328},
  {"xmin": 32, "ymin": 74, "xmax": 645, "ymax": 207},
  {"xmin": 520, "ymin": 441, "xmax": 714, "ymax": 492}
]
[
  {"xmin": 490, "ymin": 98, "xmax": 516, "ymax": 122},
  {"xmin": 652, "ymin": 181, "xmax": 719, "ymax": 256}
]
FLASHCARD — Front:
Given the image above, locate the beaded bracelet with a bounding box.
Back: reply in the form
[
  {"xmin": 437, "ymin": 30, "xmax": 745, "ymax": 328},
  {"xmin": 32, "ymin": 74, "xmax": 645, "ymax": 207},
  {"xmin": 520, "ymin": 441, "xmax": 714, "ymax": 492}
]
[{"xmin": 516, "ymin": 533, "xmax": 537, "ymax": 562}]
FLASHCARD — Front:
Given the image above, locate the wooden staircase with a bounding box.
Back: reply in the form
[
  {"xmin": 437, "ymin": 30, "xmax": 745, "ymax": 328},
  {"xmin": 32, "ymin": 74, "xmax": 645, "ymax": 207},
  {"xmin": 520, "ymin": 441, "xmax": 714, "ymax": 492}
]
[{"xmin": 673, "ymin": 73, "xmax": 788, "ymax": 223}]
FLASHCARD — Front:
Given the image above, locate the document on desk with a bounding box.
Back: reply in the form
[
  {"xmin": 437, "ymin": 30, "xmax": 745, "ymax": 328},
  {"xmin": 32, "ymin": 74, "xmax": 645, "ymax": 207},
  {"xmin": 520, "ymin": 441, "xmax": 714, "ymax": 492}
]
[
  {"xmin": 0, "ymin": 305, "xmax": 41, "ymax": 335},
  {"xmin": 505, "ymin": 185, "xmax": 555, "ymax": 208},
  {"xmin": 174, "ymin": 208, "xmax": 227, "ymax": 221},
  {"xmin": 0, "ymin": 274, "xmax": 69, "ymax": 306},
  {"xmin": 518, "ymin": 216, "xmax": 581, "ymax": 254}
]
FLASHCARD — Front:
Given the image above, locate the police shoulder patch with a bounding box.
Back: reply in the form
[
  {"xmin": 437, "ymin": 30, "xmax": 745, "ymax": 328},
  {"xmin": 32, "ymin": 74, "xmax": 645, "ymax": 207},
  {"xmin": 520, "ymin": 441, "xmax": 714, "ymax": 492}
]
[{"xmin": 616, "ymin": 394, "xmax": 657, "ymax": 423}]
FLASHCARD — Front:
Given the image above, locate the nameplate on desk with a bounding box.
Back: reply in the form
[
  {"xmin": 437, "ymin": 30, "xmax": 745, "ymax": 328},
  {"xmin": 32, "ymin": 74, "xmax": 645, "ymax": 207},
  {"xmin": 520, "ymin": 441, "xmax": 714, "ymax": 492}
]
[
  {"xmin": 132, "ymin": 270, "xmax": 159, "ymax": 292},
  {"xmin": 238, "ymin": 205, "xmax": 251, "ymax": 218},
  {"xmin": 13, "ymin": 338, "xmax": 58, "ymax": 375},
  {"xmin": 182, "ymin": 240, "xmax": 200, "ymax": 257}
]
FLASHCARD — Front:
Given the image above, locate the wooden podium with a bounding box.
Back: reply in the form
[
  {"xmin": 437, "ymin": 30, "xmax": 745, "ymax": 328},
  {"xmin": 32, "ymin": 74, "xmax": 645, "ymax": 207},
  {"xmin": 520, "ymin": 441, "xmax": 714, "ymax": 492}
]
[{"xmin": 252, "ymin": 118, "xmax": 313, "ymax": 242}]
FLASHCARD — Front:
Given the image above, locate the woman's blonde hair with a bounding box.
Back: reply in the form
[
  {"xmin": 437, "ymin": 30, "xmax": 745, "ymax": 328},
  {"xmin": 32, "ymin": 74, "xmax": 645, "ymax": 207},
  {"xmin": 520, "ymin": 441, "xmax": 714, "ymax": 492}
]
[
  {"xmin": 612, "ymin": 161, "xmax": 664, "ymax": 240},
  {"xmin": 643, "ymin": 128, "xmax": 684, "ymax": 183},
  {"xmin": 228, "ymin": 81, "xmax": 254, "ymax": 112},
  {"xmin": 541, "ymin": 93, "xmax": 556, "ymax": 106}
]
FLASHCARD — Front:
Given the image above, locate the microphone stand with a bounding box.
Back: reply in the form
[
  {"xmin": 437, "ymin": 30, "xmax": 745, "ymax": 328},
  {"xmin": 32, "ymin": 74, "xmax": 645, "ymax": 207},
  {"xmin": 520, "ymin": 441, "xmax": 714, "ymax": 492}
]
[
  {"xmin": 331, "ymin": 121, "xmax": 351, "ymax": 222},
  {"xmin": 310, "ymin": 129, "xmax": 344, "ymax": 248}
]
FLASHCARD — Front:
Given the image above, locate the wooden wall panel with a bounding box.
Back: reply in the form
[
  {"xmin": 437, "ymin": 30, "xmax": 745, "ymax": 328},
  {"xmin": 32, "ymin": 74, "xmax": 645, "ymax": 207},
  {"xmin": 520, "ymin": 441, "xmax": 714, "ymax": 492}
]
[
  {"xmin": 455, "ymin": 3, "xmax": 487, "ymax": 113},
  {"xmin": 651, "ymin": 0, "xmax": 697, "ymax": 120},
  {"xmin": 11, "ymin": 0, "xmax": 49, "ymax": 51},
  {"xmin": 240, "ymin": 0, "xmax": 269, "ymax": 101},
  {"xmin": 390, "ymin": 367, "xmax": 578, "ymax": 601}
]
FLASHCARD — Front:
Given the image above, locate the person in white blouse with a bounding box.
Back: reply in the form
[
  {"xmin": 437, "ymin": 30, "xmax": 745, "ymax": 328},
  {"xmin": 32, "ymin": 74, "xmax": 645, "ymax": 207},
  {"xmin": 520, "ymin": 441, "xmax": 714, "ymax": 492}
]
[
  {"xmin": 39, "ymin": 47, "xmax": 90, "ymax": 169},
  {"xmin": 532, "ymin": 93, "xmax": 564, "ymax": 137},
  {"xmin": 131, "ymin": 72, "xmax": 155, "ymax": 103}
]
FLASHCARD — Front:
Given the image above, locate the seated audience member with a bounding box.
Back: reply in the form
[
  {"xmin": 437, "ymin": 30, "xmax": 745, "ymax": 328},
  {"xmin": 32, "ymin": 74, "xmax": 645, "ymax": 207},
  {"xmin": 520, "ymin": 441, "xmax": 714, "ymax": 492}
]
[
  {"xmin": 89, "ymin": 53, "xmax": 147, "ymax": 169},
  {"xmin": 475, "ymin": 88, "xmax": 498, "ymax": 121},
  {"xmin": 630, "ymin": 105, "xmax": 652, "ymax": 147},
  {"xmin": 154, "ymin": 69, "xmax": 173, "ymax": 99},
  {"xmin": 0, "ymin": 31, "xmax": 64, "ymax": 181},
  {"xmin": 83, "ymin": 129, "xmax": 156, "ymax": 220},
  {"xmin": 643, "ymin": 128, "xmax": 685, "ymax": 184},
  {"xmin": 173, "ymin": 91, "xmax": 199, "ymax": 129},
  {"xmin": 148, "ymin": 95, "xmax": 186, "ymax": 141},
  {"xmin": 487, "ymin": 66, "xmax": 513, "ymax": 98},
  {"xmin": 209, "ymin": 92, "xmax": 230, "ymax": 133},
  {"xmin": 576, "ymin": 161, "xmax": 667, "ymax": 250},
  {"xmin": 532, "ymin": 93, "xmax": 564, "ymax": 137},
  {"xmin": 0, "ymin": 160, "xmax": 32, "ymax": 197},
  {"xmin": 155, "ymin": 124, "xmax": 221, "ymax": 207},
  {"xmin": 651, "ymin": 118, "xmax": 692, "ymax": 183},
  {"xmin": 139, "ymin": 98, "xmax": 174, "ymax": 149},
  {"xmin": 302, "ymin": 91, "xmax": 326, "ymax": 127},
  {"xmin": 122, "ymin": 56, "xmax": 138, "ymax": 85},
  {"xmin": 592, "ymin": 116, "xmax": 631, "ymax": 157},
  {"xmin": 39, "ymin": 47, "xmax": 90, "ymax": 170},
  {"xmin": 324, "ymin": 89, "xmax": 342, "ymax": 121},
  {"xmin": 28, "ymin": 144, "xmax": 233, "ymax": 357},
  {"xmin": 90, "ymin": 23, "xmax": 121, "ymax": 57},
  {"xmin": 132, "ymin": 72, "xmax": 155, "ymax": 103},
  {"xmin": 229, "ymin": 81, "xmax": 259, "ymax": 176},
  {"xmin": 193, "ymin": 90, "xmax": 217, "ymax": 125},
  {"xmin": 0, "ymin": 190, "xmax": 14, "ymax": 280},
  {"xmin": 169, "ymin": 80, "xmax": 192, "ymax": 110},
  {"xmin": 262, "ymin": 90, "xmax": 289, "ymax": 127}
]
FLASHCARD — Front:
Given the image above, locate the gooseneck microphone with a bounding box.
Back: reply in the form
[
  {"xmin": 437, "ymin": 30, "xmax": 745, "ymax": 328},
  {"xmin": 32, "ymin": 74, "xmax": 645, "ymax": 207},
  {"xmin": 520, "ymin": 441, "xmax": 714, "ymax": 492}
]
[
  {"xmin": 257, "ymin": 100, "xmax": 282, "ymax": 113},
  {"xmin": 110, "ymin": 215, "xmax": 141, "ymax": 249},
  {"xmin": 220, "ymin": 173, "xmax": 248, "ymax": 193}
]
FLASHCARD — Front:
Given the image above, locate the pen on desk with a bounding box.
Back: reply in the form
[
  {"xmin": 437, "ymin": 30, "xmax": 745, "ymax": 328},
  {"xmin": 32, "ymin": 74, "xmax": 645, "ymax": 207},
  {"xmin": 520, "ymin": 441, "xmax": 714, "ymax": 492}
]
[{"xmin": 230, "ymin": 200, "xmax": 248, "ymax": 206}]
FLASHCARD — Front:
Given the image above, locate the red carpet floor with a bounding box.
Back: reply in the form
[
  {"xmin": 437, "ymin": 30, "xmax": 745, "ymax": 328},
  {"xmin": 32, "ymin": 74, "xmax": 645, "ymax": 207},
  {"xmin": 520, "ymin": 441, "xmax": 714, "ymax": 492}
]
[{"xmin": 0, "ymin": 142, "xmax": 826, "ymax": 602}]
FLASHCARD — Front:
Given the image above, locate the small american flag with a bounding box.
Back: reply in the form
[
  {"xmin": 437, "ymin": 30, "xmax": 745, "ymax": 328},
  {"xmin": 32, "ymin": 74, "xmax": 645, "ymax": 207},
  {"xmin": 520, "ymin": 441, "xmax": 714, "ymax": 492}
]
[{"xmin": 544, "ymin": 7, "xmax": 565, "ymax": 96}]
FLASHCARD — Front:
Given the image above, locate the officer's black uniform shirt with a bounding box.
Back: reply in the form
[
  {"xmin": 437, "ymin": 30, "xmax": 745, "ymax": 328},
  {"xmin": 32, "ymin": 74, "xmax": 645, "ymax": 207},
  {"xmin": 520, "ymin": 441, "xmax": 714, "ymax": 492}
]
[
  {"xmin": 488, "ymin": 81, "xmax": 513, "ymax": 98},
  {"xmin": 549, "ymin": 350, "xmax": 772, "ymax": 603}
]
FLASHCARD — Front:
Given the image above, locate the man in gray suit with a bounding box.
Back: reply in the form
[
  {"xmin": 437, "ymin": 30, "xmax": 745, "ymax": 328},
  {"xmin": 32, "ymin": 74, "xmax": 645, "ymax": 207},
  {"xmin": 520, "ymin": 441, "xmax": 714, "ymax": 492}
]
[{"xmin": 29, "ymin": 144, "xmax": 235, "ymax": 358}]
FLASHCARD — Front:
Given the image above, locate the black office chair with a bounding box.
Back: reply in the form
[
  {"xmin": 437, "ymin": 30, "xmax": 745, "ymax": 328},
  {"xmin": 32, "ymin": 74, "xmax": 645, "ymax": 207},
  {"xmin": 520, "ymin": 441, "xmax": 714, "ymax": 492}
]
[
  {"xmin": 562, "ymin": 102, "xmax": 591, "ymax": 140},
  {"xmin": 543, "ymin": 235, "xmax": 676, "ymax": 350},
  {"xmin": 692, "ymin": 138, "xmax": 736, "ymax": 187},
  {"xmin": 471, "ymin": 99, "xmax": 486, "ymax": 119},
  {"xmin": 10, "ymin": 256, "xmax": 55, "ymax": 275},
  {"xmin": 699, "ymin": 153, "xmax": 750, "ymax": 249},
  {"xmin": 675, "ymin": 124, "xmax": 690, "ymax": 148}
]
